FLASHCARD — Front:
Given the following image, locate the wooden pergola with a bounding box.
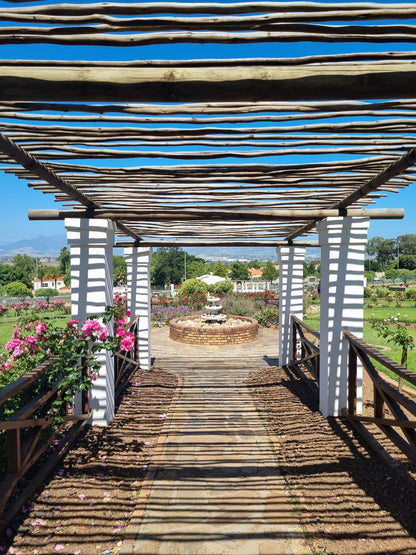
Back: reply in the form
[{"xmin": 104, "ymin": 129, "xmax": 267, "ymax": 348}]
[
  {"xmin": 0, "ymin": 1, "xmax": 415, "ymax": 247},
  {"xmin": 1, "ymin": 2, "xmax": 416, "ymax": 426}
]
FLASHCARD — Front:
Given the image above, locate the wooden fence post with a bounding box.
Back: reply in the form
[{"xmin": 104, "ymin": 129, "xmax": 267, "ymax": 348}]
[{"xmin": 348, "ymin": 342, "xmax": 357, "ymax": 416}]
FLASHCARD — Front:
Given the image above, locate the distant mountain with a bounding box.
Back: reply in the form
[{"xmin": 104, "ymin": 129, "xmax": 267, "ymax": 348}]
[
  {"xmin": 0, "ymin": 234, "xmax": 320, "ymax": 262},
  {"xmin": 0, "ymin": 234, "xmax": 67, "ymax": 258}
]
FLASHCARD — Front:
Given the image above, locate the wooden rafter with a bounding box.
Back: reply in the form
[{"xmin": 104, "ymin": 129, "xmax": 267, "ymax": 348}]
[{"xmin": 0, "ymin": 1, "xmax": 415, "ymax": 245}]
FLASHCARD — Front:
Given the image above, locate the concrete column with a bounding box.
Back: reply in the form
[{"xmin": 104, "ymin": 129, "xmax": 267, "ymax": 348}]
[
  {"xmin": 65, "ymin": 218, "xmax": 116, "ymax": 426},
  {"xmin": 277, "ymin": 247, "xmax": 305, "ymax": 366},
  {"xmin": 317, "ymin": 217, "xmax": 369, "ymax": 417},
  {"xmin": 125, "ymin": 247, "xmax": 152, "ymax": 370}
]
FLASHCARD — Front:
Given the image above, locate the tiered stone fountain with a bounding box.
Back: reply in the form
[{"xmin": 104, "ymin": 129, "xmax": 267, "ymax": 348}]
[
  {"xmin": 201, "ymin": 296, "xmax": 227, "ymax": 324},
  {"xmin": 169, "ymin": 295, "xmax": 258, "ymax": 345}
]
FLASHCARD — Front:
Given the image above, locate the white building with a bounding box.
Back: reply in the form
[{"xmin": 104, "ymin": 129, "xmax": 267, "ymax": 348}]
[{"xmin": 33, "ymin": 276, "xmax": 66, "ymax": 291}]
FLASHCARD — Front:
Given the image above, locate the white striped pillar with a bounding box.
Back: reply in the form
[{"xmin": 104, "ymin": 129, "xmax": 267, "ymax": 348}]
[
  {"xmin": 125, "ymin": 247, "xmax": 152, "ymax": 370},
  {"xmin": 277, "ymin": 247, "xmax": 305, "ymax": 366},
  {"xmin": 66, "ymin": 218, "xmax": 116, "ymax": 426},
  {"xmin": 317, "ymin": 217, "xmax": 369, "ymax": 417}
]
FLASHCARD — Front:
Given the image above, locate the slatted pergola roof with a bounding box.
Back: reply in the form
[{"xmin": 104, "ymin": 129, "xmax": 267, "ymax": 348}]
[{"xmin": 1, "ymin": 1, "xmax": 416, "ymax": 247}]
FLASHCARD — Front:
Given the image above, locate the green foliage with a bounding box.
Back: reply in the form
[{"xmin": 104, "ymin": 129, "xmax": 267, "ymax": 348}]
[
  {"xmin": 303, "ymin": 260, "xmax": 320, "ymax": 277},
  {"xmin": 249, "ymin": 259, "xmax": 263, "ymax": 270},
  {"xmin": 212, "ymin": 260, "xmax": 228, "ymax": 278},
  {"xmin": 0, "ymin": 263, "xmax": 12, "ymax": 287},
  {"xmin": 152, "ymin": 247, "xmax": 187, "ymax": 286},
  {"xmin": 113, "ymin": 255, "xmax": 127, "ymax": 286},
  {"xmin": 399, "ymin": 255, "xmax": 416, "ymax": 270},
  {"xmin": 35, "ymin": 288, "xmax": 58, "ymax": 301},
  {"xmin": 367, "ymin": 234, "xmax": 416, "ymax": 271},
  {"xmin": 58, "ymin": 246, "xmax": 70, "ymax": 274},
  {"xmin": 230, "ymin": 260, "xmax": 249, "ymax": 280},
  {"xmin": 370, "ymin": 314, "xmax": 415, "ymax": 367},
  {"xmin": 209, "ymin": 280, "xmax": 234, "ymax": 296},
  {"xmin": 253, "ymin": 307, "xmax": 279, "ymax": 327},
  {"xmin": 262, "ymin": 260, "xmax": 279, "ymax": 281},
  {"xmin": 3, "ymin": 281, "xmax": 33, "ymax": 299},
  {"xmin": 364, "ymin": 271, "xmax": 376, "ymax": 281},
  {"xmin": 186, "ymin": 259, "xmax": 206, "ymax": 279},
  {"xmin": 9, "ymin": 254, "xmax": 36, "ymax": 288},
  {"xmin": 178, "ymin": 278, "xmax": 208, "ymax": 297},
  {"xmin": 0, "ymin": 306, "xmax": 128, "ymax": 426}
]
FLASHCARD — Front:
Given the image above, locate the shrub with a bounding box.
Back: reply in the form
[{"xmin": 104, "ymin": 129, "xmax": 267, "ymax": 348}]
[
  {"xmin": 254, "ymin": 307, "xmax": 279, "ymax": 327},
  {"xmin": 178, "ymin": 279, "xmax": 208, "ymax": 297},
  {"xmin": 221, "ymin": 295, "xmax": 259, "ymax": 316},
  {"xmin": 3, "ymin": 281, "xmax": 33, "ymax": 299},
  {"xmin": 34, "ymin": 288, "xmax": 58, "ymax": 301},
  {"xmin": 209, "ymin": 280, "xmax": 233, "ymax": 296}
]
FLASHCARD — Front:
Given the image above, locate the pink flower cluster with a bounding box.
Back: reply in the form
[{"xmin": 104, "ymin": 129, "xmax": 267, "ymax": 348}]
[
  {"xmin": 0, "ymin": 305, "xmax": 9, "ymax": 316},
  {"xmin": 114, "ymin": 318, "xmax": 135, "ymax": 352},
  {"xmin": 80, "ymin": 319, "xmax": 109, "ymax": 341},
  {"xmin": 11, "ymin": 301, "xmax": 32, "ymax": 312},
  {"xmin": 2, "ymin": 321, "xmax": 49, "ymax": 372}
]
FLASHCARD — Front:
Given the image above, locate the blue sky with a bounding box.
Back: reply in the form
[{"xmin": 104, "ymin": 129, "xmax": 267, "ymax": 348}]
[{"xmin": 0, "ymin": 0, "xmax": 415, "ymax": 245}]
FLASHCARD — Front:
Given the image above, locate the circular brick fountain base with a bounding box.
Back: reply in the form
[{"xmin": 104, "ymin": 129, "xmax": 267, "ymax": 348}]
[{"xmin": 169, "ymin": 315, "xmax": 258, "ymax": 345}]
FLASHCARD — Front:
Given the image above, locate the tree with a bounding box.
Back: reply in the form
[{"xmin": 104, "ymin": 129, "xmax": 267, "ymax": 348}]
[
  {"xmin": 212, "ymin": 260, "xmax": 228, "ymax": 278},
  {"xmin": 113, "ymin": 255, "xmax": 127, "ymax": 286},
  {"xmin": 0, "ymin": 263, "xmax": 11, "ymax": 286},
  {"xmin": 367, "ymin": 236, "xmax": 396, "ymax": 269},
  {"xmin": 4, "ymin": 281, "xmax": 33, "ymax": 299},
  {"xmin": 398, "ymin": 255, "xmax": 416, "ymax": 271},
  {"xmin": 397, "ymin": 234, "xmax": 416, "ymax": 256},
  {"xmin": 230, "ymin": 260, "xmax": 249, "ymax": 280},
  {"xmin": 186, "ymin": 259, "xmax": 206, "ymax": 279},
  {"xmin": 303, "ymin": 260, "xmax": 320, "ymax": 277},
  {"xmin": 249, "ymin": 259, "xmax": 263, "ymax": 269},
  {"xmin": 59, "ymin": 246, "xmax": 70, "ymax": 274},
  {"xmin": 151, "ymin": 247, "xmax": 184, "ymax": 286},
  {"xmin": 262, "ymin": 260, "xmax": 279, "ymax": 281},
  {"xmin": 9, "ymin": 254, "xmax": 36, "ymax": 289},
  {"xmin": 41, "ymin": 265, "xmax": 61, "ymax": 289}
]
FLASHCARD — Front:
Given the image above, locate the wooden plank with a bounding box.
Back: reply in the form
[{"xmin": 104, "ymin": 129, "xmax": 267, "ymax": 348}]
[{"xmin": 2, "ymin": 62, "xmax": 416, "ymax": 102}]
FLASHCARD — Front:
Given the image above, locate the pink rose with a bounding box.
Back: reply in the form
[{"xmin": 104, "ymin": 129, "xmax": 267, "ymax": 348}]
[
  {"xmin": 97, "ymin": 327, "xmax": 108, "ymax": 341},
  {"xmin": 120, "ymin": 335, "xmax": 135, "ymax": 352},
  {"xmin": 126, "ymin": 310, "xmax": 131, "ymax": 317},
  {"xmin": 35, "ymin": 323, "xmax": 47, "ymax": 335},
  {"xmin": 115, "ymin": 326, "xmax": 126, "ymax": 338}
]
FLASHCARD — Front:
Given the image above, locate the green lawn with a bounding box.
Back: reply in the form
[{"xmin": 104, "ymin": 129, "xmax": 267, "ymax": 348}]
[
  {"xmin": 304, "ymin": 311, "xmax": 416, "ymax": 387},
  {"xmin": 0, "ymin": 315, "xmax": 69, "ymax": 350},
  {"xmin": 364, "ymin": 300, "xmax": 416, "ymax": 323}
]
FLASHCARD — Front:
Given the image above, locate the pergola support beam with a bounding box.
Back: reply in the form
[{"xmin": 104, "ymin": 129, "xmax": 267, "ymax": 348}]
[
  {"xmin": 2, "ymin": 62, "xmax": 416, "ymax": 102},
  {"xmin": 115, "ymin": 240, "xmax": 320, "ymax": 248},
  {"xmin": 27, "ymin": 208, "xmax": 405, "ymax": 222}
]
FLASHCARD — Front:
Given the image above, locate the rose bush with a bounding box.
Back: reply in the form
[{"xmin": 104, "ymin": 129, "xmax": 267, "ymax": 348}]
[{"xmin": 0, "ymin": 306, "xmax": 134, "ymax": 423}]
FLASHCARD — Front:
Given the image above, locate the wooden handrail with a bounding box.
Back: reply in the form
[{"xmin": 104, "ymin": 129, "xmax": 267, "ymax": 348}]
[{"xmin": 343, "ymin": 330, "xmax": 416, "ymax": 387}]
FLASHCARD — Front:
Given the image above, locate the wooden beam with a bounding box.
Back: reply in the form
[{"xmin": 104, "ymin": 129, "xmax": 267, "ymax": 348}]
[
  {"xmin": 27, "ymin": 208, "xmax": 405, "ymax": 222},
  {"xmin": 115, "ymin": 240, "xmax": 320, "ymax": 248},
  {"xmin": 0, "ymin": 133, "xmax": 142, "ymax": 242},
  {"xmin": 2, "ymin": 62, "xmax": 416, "ymax": 102},
  {"xmin": 285, "ymin": 147, "xmax": 416, "ymax": 240}
]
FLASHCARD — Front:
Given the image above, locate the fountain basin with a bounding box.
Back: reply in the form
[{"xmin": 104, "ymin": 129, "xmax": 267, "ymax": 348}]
[{"xmin": 169, "ymin": 315, "xmax": 258, "ymax": 345}]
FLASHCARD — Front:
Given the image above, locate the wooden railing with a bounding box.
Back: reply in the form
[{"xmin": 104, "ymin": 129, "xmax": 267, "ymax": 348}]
[
  {"xmin": 0, "ymin": 315, "xmax": 140, "ymax": 530},
  {"xmin": 0, "ymin": 359, "xmax": 91, "ymax": 530},
  {"xmin": 342, "ymin": 331, "xmax": 416, "ymax": 468},
  {"xmin": 290, "ymin": 314, "xmax": 416, "ymax": 469},
  {"xmin": 291, "ymin": 315, "xmax": 320, "ymax": 383},
  {"xmin": 114, "ymin": 316, "xmax": 140, "ymax": 396}
]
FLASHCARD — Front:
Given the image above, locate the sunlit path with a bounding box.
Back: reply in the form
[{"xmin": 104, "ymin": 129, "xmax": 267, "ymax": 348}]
[{"xmin": 121, "ymin": 353, "xmax": 310, "ymax": 554}]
